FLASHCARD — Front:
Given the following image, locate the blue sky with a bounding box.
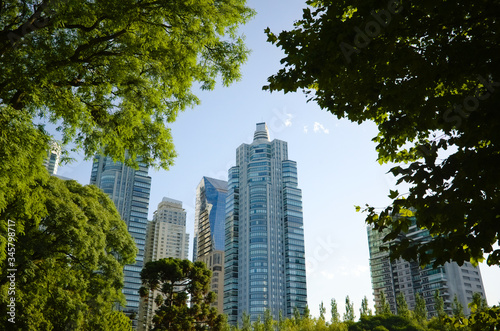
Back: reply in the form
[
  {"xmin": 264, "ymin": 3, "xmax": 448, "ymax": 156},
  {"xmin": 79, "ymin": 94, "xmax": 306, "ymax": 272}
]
[{"xmin": 56, "ymin": 0, "xmax": 500, "ymax": 318}]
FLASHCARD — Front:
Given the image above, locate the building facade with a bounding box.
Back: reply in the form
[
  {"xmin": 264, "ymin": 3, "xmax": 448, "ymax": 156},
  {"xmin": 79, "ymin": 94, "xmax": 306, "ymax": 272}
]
[
  {"xmin": 193, "ymin": 177, "xmax": 228, "ymax": 313},
  {"xmin": 367, "ymin": 219, "xmax": 487, "ymax": 317},
  {"xmin": 43, "ymin": 141, "xmax": 61, "ymax": 175},
  {"xmin": 90, "ymin": 155, "xmax": 151, "ymax": 328},
  {"xmin": 138, "ymin": 197, "xmax": 189, "ymax": 331},
  {"xmin": 224, "ymin": 123, "xmax": 307, "ymax": 324}
]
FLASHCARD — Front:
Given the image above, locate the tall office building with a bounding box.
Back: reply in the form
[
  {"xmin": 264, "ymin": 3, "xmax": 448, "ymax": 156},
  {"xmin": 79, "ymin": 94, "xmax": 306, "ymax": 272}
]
[
  {"xmin": 224, "ymin": 123, "xmax": 307, "ymax": 324},
  {"xmin": 138, "ymin": 197, "xmax": 189, "ymax": 331},
  {"xmin": 367, "ymin": 219, "xmax": 487, "ymax": 317},
  {"xmin": 43, "ymin": 141, "xmax": 61, "ymax": 175},
  {"xmin": 90, "ymin": 155, "xmax": 151, "ymax": 328},
  {"xmin": 193, "ymin": 177, "xmax": 228, "ymax": 313}
]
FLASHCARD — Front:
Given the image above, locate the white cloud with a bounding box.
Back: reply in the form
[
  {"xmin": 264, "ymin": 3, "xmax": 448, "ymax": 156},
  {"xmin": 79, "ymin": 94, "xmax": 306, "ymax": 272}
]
[
  {"xmin": 284, "ymin": 113, "xmax": 293, "ymax": 127},
  {"xmin": 313, "ymin": 122, "xmax": 329, "ymax": 134},
  {"xmin": 303, "ymin": 125, "xmax": 308, "ymax": 133}
]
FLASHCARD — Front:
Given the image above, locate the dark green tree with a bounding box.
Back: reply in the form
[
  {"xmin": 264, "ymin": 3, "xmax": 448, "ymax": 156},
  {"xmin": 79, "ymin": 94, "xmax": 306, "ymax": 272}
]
[
  {"xmin": 265, "ymin": 0, "xmax": 500, "ymax": 267},
  {"xmin": 396, "ymin": 292, "xmax": 411, "ymax": 320},
  {"xmin": 434, "ymin": 290, "xmax": 446, "ymax": 320},
  {"xmin": 349, "ymin": 314, "xmax": 424, "ymax": 331},
  {"xmin": 452, "ymin": 295, "xmax": 465, "ymax": 320},
  {"xmin": 331, "ymin": 298, "xmax": 341, "ymax": 324},
  {"xmin": 377, "ymin": 291, "xmax": 392, "ymax": 316},
  {"xmin": 413, "ymin": 293, "xmax": 428, "ymax": 327},
  {"xmin": 319, "ymin": 301, "xmax": 327, "ymax": 321},
  {"xmin": 140, "ymin": 258, "xmax": 227, "ymax": 331},
  {"xmin": 344, "ymin": 296, "xmax": 356, "ymax": 323},
  {"xmin": 0, "ymin": 176, "xmax": 136, "ymax": 330},
  {"xmin": 360, "ymin": 296, "xmax": 373, "ymax": 318}
]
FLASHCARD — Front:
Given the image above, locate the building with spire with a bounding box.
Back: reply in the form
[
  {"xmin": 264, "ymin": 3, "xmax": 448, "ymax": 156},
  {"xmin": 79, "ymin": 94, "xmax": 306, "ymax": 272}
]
[
  {"xmin": 193, "ymin": 176, "xmax": 228, "ymax": 313},
  {"xmin": 90, "ymin": 155, "xmax": 151, "ymax": 328},
  {"xmin": 224, "ymin": 123, "xmax": 307, "ymax": 324}
]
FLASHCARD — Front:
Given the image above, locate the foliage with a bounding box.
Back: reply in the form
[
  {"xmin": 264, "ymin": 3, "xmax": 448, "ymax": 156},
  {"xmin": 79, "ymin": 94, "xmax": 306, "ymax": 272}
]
[
  {"xmin": 320, "ymin": 301, "xmax": 327, "ymax": 321},
  {"xmin": 0, "ymin": 176, "xmax": 136, "ymax": 330},
  {"xmin": 331, "ymin": 298, "xmax": 341, "ymax": 324},
  {"xmin": 0, "ymin": 0, "xmax": 254, "ymax": 169},
  {"xmin": 377, "ymin": 291, "xmax": 393, "ymax": 315},
  {"xmin": 451, "ymin": 295, "xmax": 464, "ymax": 320},
  {"xmin": 344, "ymin": 296, "xmax": 356, "ymax": 323},
  {"xmin": 349, "ymin": 315, "xmax": 424, "ymax": 331},
  {"xmin": 265, "ymin": 0, "xmax": 500, "ymax": 267},
  {"xmin": 360, "ymin": 296, "xmax": 373, "ymax": 318},
  {"xmin": 434, "ymin": 291, "xmax": 446, "ymax": 320},
  {"xmin": 468, "ymin": 292, "xmax": 488, "ymax": 313},
  {"xmin": 396, "ymin": 292, "xmax": 411, "ymax": 320},
  {"xmin": 414, "ymin": 293, "xmax": 428, "ymax": 327},
  {"xmin": 140, "ymin": 258, "xmax": 226, "ymax": 331}
]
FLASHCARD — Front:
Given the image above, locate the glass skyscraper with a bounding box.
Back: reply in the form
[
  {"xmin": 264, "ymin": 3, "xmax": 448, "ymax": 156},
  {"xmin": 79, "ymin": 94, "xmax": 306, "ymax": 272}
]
[
  {"xmin": 193, "ymin": 176, "xmax": 228, "ymax": 312},
  {"xmin": 367, "ymin": 217, "xmax": 487, "ymax": 316},
  {"xmin": 224, "ymin": 123, "xmax": 307, "ymax": 324},
  {"xmin": 90, "ymin": 155, "xmax": 151, "ymax": 328}
]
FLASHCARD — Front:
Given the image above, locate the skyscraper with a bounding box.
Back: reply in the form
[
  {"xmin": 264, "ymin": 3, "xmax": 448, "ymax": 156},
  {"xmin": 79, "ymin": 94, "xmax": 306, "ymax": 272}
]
[
  {"xmin": 138, "ymin": 197, "xmax": 189, "ymax": 331},
  {"xmin": 193, "ymin": 177, "xmax": 228, "ymax": 312},
  {"xmin": 224, "ymin": 123, "xmax": 307, "ymax": 324},
  {"xmin": 367, "ymin": 218, "xmax": 487, "ymax": 316},
  {"xmin": 90, "ymin": 155, "xmax": 151, "ymax": 328},
  {"xmin": 43, "ymin": 141, "xmax": 61, "ymax": 175}
]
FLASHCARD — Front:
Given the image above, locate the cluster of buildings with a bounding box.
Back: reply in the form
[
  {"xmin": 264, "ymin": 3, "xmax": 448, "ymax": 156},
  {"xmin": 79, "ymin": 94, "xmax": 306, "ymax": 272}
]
[{"xmin": 45, "ymin": 122, "xmax": 487, "ymax": 330}]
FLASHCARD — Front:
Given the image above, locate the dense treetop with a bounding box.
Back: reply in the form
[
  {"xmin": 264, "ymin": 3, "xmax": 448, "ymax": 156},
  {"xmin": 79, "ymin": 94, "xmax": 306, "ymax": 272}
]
[
  {"xmin": 0, "ymin": 177, "xmax": 136, "ymax": 330},
  {"xmin": 265, "ymin": 0, "xmax": 500, "ymax": 266},
  {"xmin": 0, "ymin": 0, "xmax": 254, "ymax": 169}
]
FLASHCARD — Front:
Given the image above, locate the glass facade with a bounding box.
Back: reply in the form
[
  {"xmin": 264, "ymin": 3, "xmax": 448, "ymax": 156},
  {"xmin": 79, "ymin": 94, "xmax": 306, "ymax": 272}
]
[
  {"xmin": 193, "ymin": 177, "xmax": 228, "ymax": 313},
  {"xmin": 193, "ymin": 177, "xmax": 228, "ymax": 260},
  {"xmin": 224, "ymin": 123, "xmax": 307, "ymax": 324},
  {"xmin": 367, "ymin": 217, "xmax": 487, "ymax": 317},
  {"xmin": 90, "ymin": 155, "xmax": 151, "ymax": 328}
]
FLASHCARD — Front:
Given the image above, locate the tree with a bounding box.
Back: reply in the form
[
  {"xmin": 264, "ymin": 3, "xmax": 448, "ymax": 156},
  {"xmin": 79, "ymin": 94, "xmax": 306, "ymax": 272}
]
[
  {"xmin": 377, "ymin": 291, "xmax": 392, "ymax": 316},
  {"xmin": 0, "ymin": 0, "xmax": 254, "ymax": 281},
  {"xmin": 140, "ymin": 258, "xmax": 227, "ymax": 330},
  {"xmin": 343, "ymin": 296, "xmax": 356, "ymax": 323},
  {"xmin": 434, "ymin": 290, "xmax": 446, "ymax": 320},
  {"xmin": 241, "ymin": 312, "xmax": 252, "ymax": 331},
  {"xmin": 331, "ymin": 298, "xmax": 341, "ymax": 324},
  {"xmin": 468, "ymin": 292, "xmax": 488, "ymax": 313},
  {"xmin": 265, "ymin": 0, "xmax": 500, "ymax": 267},
  {"xmin": 396, "ymin": 292, "xmax": 411, "ymax": 320},
  {"xmin": 360, "ymin": 296, "xmax": 373, "ymax": 318},
  {"xmin": 263, "ymin": 309, "xmax": 275, "ymax": 331},
  {"xmin": 413, "ymin": 293, "xmax": 428, "ymax": 327},
  {"xmin": 452, "ymin": 295, "xmax": 465, "ymax": 320},
  {"xmin": 348, "ymin": 315, "xmax": 424, "ymax": 331},
  {"xmin": 0, "ymin": 176, "xmax": 136, "ymax": 330},
  {"xmin": 1, "ymin": 0, "xmax": 253, "ymax": 169},
  {"xmin": 319, "ymin": 301, "xmax": 327, "ymax": 321}
]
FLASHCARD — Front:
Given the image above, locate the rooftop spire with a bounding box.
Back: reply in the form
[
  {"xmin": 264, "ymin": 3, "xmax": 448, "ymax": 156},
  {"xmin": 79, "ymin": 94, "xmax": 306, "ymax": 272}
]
[{"xmin": 253, "ymin": 122, "xmax": 270, "ymax": 142}]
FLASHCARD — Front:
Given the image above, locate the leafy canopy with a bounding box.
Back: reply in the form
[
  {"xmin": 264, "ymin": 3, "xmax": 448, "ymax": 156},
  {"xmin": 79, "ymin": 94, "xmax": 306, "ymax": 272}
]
[
  {"xmin": 0, "ymin": 0, "xmax": 254, "ymax": 169},
  {"xmin": 265, "ymin": 0, "xmax": 500, "ymax": 266},
  {"xmin": 0, "ymin": 176, "xmax": 136, "ymax": 330}
]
